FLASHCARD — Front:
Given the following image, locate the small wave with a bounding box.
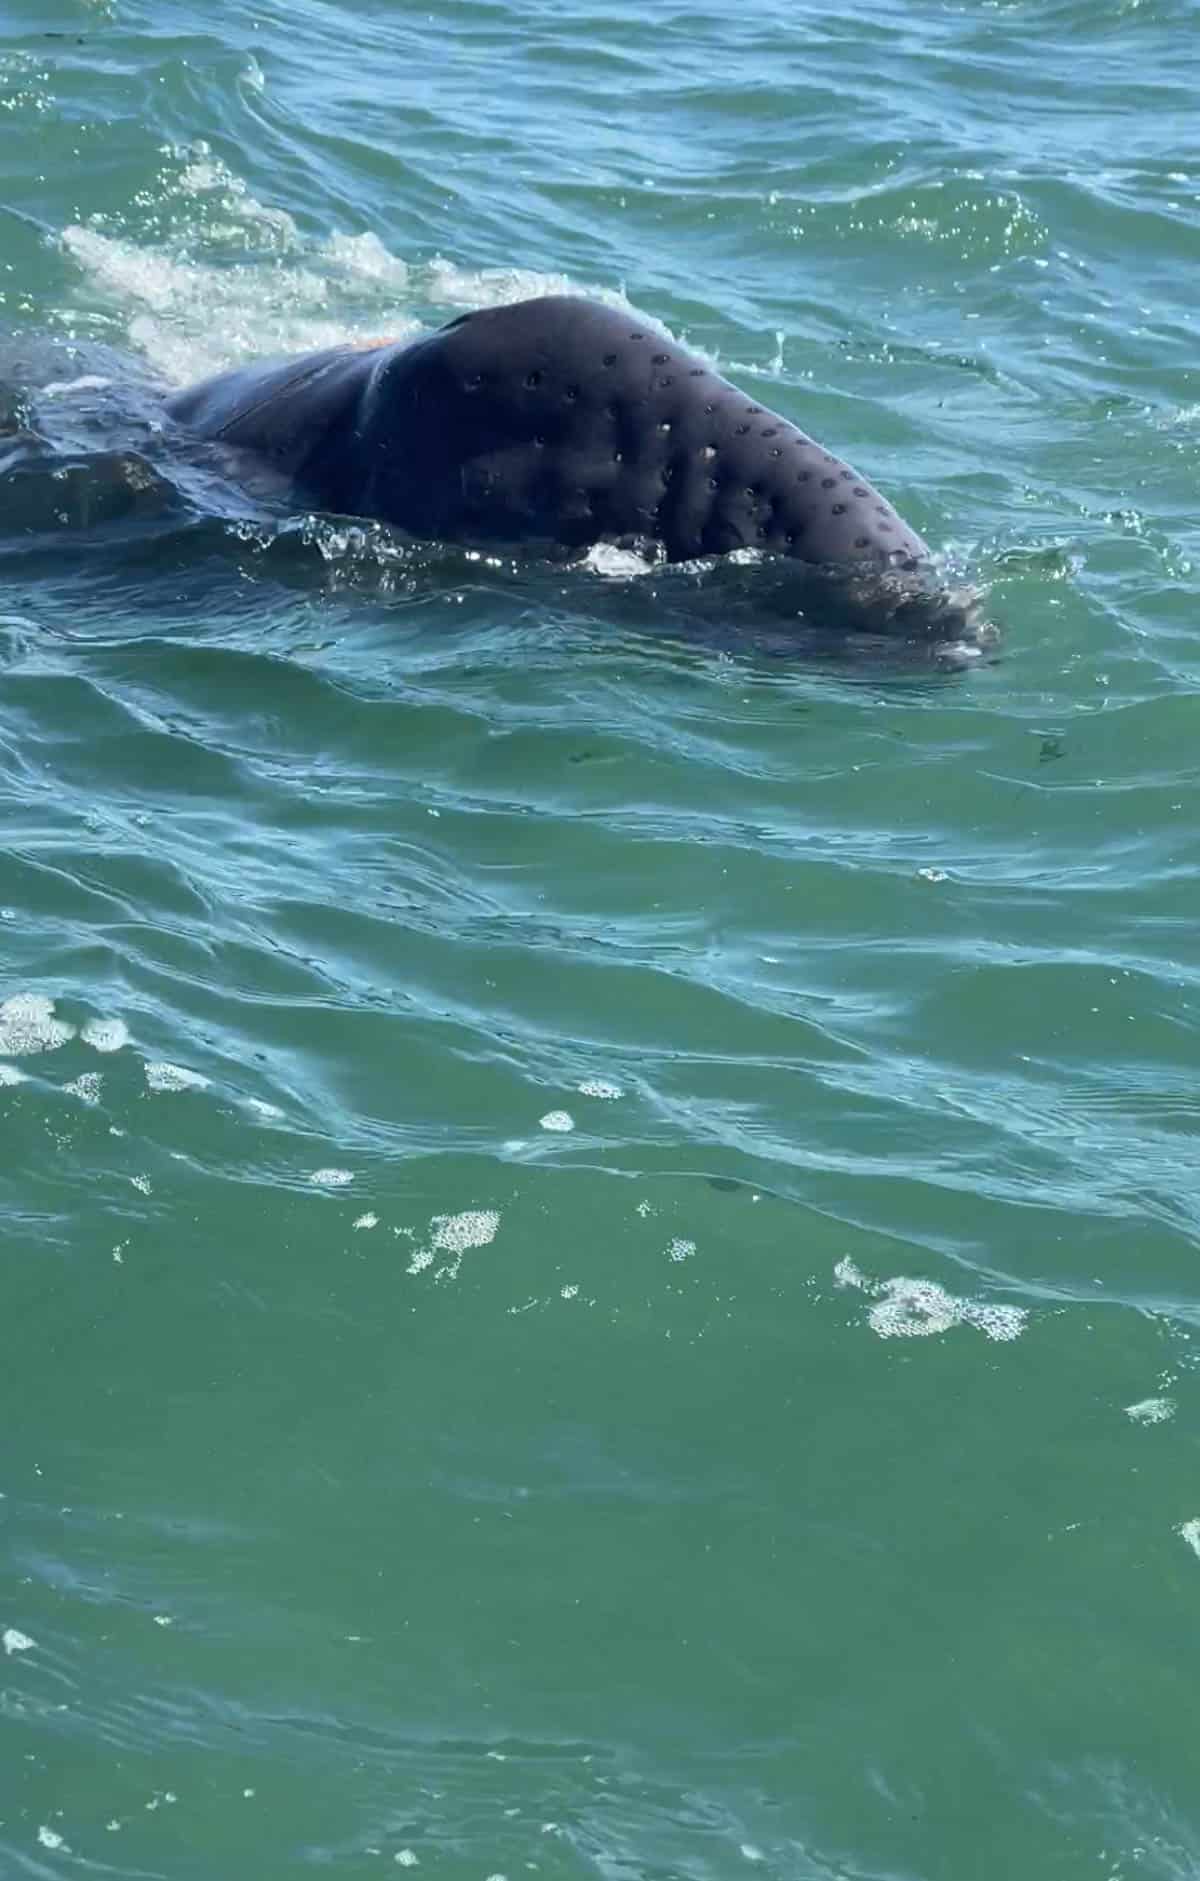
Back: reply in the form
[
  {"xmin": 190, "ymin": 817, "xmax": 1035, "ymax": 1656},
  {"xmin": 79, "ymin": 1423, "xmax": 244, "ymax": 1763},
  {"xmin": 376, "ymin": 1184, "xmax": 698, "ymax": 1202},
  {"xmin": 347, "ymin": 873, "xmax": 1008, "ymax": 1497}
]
[{"xmin": 57, "ymin": 143, "xmax": 625, "ymax": 385}]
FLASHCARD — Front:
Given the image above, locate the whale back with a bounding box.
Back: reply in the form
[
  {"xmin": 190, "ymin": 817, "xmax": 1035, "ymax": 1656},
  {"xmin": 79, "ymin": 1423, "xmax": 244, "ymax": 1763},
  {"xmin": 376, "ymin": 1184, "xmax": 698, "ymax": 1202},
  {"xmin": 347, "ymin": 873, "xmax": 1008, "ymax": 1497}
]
[
  {"xmin": 351, "ymin": 296, "xmax": 930, "ymax": 570},
  {"xmin": 166, "ymin": 296, "xmax": 932, "ymax": 577},
  {"xmin": 166, "ymin": 344, "xmax": 373, "ymax": 485}
]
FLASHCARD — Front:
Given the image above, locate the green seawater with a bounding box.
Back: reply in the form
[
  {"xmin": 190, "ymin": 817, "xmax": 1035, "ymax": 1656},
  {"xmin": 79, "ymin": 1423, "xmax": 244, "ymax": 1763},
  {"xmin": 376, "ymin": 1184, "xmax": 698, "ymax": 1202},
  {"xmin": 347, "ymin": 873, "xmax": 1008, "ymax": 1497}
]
[{"xmin": 2, "ymin": 1, "xmax": 1200, "ymax": 1876}]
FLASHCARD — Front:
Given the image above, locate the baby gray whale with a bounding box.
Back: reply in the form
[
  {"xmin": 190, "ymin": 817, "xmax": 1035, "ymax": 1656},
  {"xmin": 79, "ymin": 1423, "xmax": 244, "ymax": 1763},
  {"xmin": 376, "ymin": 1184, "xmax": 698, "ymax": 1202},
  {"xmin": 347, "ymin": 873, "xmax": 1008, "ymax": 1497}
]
[
  {"xmin": 0, "ymin": 300, "xmax": 984, "ymax": 651},
  {"xmin": 165, "ymin": 294, "xmax": 984, "ymax": 648}
]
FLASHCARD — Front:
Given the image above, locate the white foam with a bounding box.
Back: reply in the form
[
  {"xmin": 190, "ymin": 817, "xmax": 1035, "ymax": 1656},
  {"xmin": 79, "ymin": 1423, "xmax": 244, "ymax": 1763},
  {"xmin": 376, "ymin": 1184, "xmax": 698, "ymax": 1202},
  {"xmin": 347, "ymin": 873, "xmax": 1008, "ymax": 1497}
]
[
  {"xmin": 867, "ymin": 1280, "xmax": 961, "ymax": 1340},
  {"xmin": 833, "ymin": 1256, "xmax": 869, "ymax": 1291},
  {"xmin": 866, "ymin": 1276, "xmax": 1026, "ymax": 1342},
  {"xmin": 424, "ymin": 256, "xmax": 624, "ymax": 315},
  {"xmin": 177, "ymin": 146, "xmax": 299, "ymax": 249},
  {"xmin": 1180, "ymin": 1519, "xmax": 1200, "ymax": 1559},
  {"xmin": 0, "ymin": 1063, "xmax": 27, "ymax": 1086},
  {"xmin": 407, "ymin": 1208, "xmax": 501, "ymax": 1279},
  {"xmin": 394, "ymin": 1853, "xmax": 419, "ymax": 1868},
  {"xmin": 37, "ymin": 1828, "xmax": 67, "ymax": 1851},
  {"xmin": 309, "ymin": 1167, "xmax": 353, "ymax": 1188},
  {"xmin": 0, "ymin": 993, "xmax": 74, "ymax": 1055},
  {"xmin": 145, "ymin": 1061, "xmax": 208, "ymax": 1093},
  {"xmin": 41, "ymin": 372, "xmax": 115, "ymax": 397},
  {"xmin": 82, "ymin": 1017, "xmax": 129, "ymax": 1053},
  {"xmin": 3, "ymin": 1627, "xmax": 35, "ymax": 1656},
  {"xmin": 325, "ymin": 230, "xmax": 410, "ymax": 287},
  {"xmin": 245, "ymin": 1097, "xmax": 285, "ymax": 1122},
  {"xmin": 431, "ymin": 1210, "xmax": 500, "ymax": 1255},
  {"xmin": 959, "ymin": 1299, "xmax": 1028, "ymax": 1341},
  {"xmin": 539, "ymin": 1109, "xmax": 575, "ymax": 1133},
  {"xmin": 353, "ymin": 1212, "xmax": 379, "ymax": 1231},
  {"xmin": 62, "ymin": 222, "xmax": 354, "ymax": 383},
  {"xmin": 578, "ymin": 1078, "xmax": 624, "ymax": 1099},
  {"xmin": 1126, "ymin": 1397, "xmax": 1175, "ymax": 1424},
  {"xmin": 58, "ymin": 142, "xmax": 428, "ymax": 385},
  {"xmin": 64, "ymin": 1071, "xmax": 102, "ymax": 1105},
  {"xmin": 666, "ymin": 1238, "xmax": 696, "ymax": 1262},
  {"xmin": 59, "ymin": 142, "xmax": 643, "ymax": 391},
  {"xmin": 580, "ymin": 541, "xmax": 661, "ymax": 578},
  {"xmin": 838, "ymin": 1260, "xmax": 1026, "ymax": 1343}
]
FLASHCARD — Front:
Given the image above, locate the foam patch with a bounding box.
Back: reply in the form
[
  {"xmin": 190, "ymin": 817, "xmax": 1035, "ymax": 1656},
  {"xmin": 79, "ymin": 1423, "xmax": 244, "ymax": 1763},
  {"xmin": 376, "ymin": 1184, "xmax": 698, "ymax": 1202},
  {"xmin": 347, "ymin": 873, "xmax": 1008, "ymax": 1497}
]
[
  {"xmin": 0, "ymin": 993, "xmax": 74, "ymax": 1055},
  {"xmin": 145, "ymin": 1061, "xmax": 209, "ymax": 1093},
  {"xmin": 835, "ymin": 1259, "xmax": 1027, "ymax": 1343}
]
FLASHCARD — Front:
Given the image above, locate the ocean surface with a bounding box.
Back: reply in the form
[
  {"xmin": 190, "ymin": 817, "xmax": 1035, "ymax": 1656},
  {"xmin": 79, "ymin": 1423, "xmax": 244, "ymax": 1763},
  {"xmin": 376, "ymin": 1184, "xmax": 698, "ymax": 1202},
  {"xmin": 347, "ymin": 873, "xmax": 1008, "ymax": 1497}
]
[{"xmin": 2, "ymin": 1, "xmax": 1199, "ymax": 1876}]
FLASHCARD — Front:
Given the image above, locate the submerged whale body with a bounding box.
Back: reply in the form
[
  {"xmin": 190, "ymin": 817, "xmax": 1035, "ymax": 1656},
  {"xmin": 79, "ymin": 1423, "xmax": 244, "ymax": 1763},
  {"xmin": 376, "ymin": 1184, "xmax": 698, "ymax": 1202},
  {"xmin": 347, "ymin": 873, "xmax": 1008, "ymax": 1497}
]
[{"xmin": 166, "ymin": 295, "xmax": 968, "ymax": 638}]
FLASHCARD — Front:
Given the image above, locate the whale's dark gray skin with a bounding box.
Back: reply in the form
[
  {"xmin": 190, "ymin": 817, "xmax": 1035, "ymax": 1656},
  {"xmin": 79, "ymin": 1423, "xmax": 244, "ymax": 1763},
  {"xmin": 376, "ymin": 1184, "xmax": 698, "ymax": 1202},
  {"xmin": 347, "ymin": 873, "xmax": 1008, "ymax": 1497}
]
[{"xmin": 166, "ymin": 295, "xmax": 932, "ymax": 575}]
